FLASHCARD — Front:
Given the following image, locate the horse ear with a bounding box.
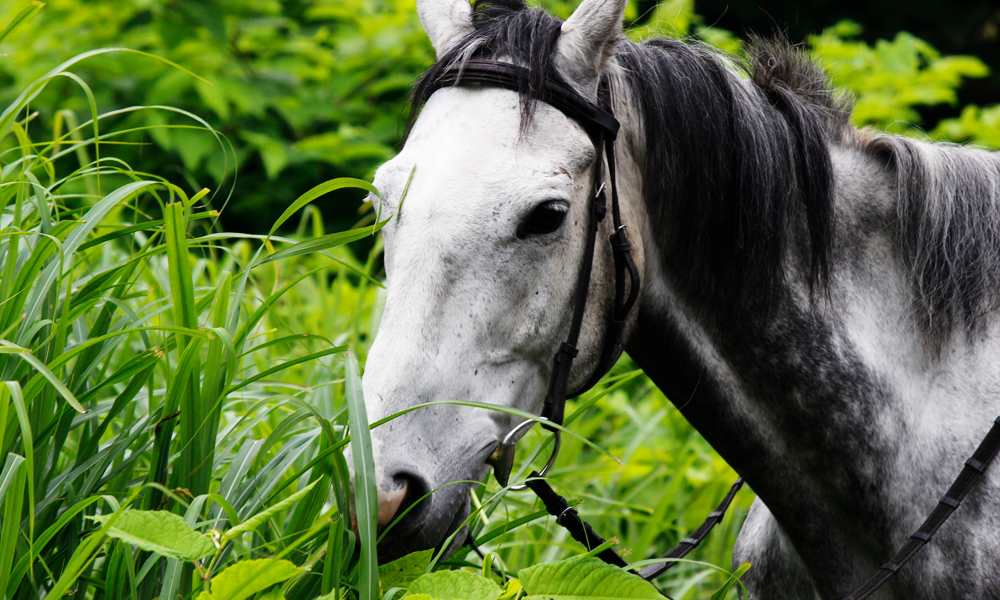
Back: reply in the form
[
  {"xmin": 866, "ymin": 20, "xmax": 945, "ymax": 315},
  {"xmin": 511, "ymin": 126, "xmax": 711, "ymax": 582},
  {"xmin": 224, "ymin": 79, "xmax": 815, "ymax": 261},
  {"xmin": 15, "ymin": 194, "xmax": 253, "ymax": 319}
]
[
  {"xmin": 556, "ymin": 0, "xmax": 627, "ymax": 93},
  {"xmin": 417, "ymin": 0, "xmax": 474, "ymax": 58}
]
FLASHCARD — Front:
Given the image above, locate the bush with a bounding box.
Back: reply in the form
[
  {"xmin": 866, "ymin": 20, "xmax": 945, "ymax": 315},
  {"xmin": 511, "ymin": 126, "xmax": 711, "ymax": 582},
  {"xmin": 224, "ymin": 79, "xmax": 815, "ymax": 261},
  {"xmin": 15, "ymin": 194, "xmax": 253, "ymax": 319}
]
[
  {"xmin": 2, "ymin": 1, "xmax": 999, "ymax": 599},
  {"xmin": 0, "ymin": 0, "xmax": 433, "ymax": 233}
]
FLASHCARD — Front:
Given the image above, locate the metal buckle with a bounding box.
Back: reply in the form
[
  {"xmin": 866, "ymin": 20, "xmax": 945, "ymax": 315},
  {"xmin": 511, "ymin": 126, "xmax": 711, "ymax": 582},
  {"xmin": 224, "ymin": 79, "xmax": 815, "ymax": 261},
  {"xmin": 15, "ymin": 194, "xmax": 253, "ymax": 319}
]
[
  {"xmin": 594, "ymin": 182, "xmax": 607, "ymax": 199},
  {"xmin": 486, "ymin": 418, "xmax": 562, "ymax": 491}
]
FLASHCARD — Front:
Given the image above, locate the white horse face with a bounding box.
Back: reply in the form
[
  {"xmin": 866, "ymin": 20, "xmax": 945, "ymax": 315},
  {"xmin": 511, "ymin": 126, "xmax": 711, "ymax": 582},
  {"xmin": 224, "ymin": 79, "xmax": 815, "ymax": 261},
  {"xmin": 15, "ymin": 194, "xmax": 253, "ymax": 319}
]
[
  {"xmin": 353, "ymin": 0, "xmax": 633, "ymax": 561},
  {"xmin": 362, "ymin": 85, "xmax": 612, "ymax": 557}
]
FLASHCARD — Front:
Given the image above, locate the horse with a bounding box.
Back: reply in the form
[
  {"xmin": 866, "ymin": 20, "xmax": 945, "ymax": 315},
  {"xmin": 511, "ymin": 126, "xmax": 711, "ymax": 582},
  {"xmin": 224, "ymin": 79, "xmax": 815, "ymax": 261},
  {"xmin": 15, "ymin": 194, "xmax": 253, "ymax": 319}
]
[{"xmin": 357, "ymin": 0, "xmax": 1000, "ymax": 597}]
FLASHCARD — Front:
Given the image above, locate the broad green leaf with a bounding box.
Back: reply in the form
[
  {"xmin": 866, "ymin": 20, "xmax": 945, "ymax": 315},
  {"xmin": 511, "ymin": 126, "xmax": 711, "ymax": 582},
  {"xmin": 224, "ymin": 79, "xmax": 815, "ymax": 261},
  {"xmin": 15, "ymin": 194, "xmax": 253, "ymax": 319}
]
[
  {"xmin": 519, "ymin": 556, "xmax": 662, "ymax": 600},
  {"xmin": 405, "ymin": 571, "xmax": 501, "ymax": 600},
  {"xmin": 379, "ymin": 550, "xmax": 433, "ymax": 590},
  {"xmin": 221, "ymin": 479, "xmax": 318, "ymax": 545},
  {"xmin": 259, "ymin": 588, "xmax": 285, "ymax": 600},
  {"xmin": 197, "ymin": 558, "xmax": 301, "ymax": 600},
  {"xmin": 93, "ymin": 510, "xmax": 215, "ymax": 561}
]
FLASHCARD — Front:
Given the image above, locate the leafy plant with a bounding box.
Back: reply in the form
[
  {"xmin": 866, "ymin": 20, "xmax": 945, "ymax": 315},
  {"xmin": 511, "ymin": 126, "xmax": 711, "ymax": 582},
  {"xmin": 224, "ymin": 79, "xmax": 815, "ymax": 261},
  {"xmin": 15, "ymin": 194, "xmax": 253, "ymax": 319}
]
[
  {"xmin": 6, "ymin": 1, "xmax": 999, "ymax": 599},
  {"xmin": 809, "ymin": 20, "xmax": 990, "ymax": 134}
]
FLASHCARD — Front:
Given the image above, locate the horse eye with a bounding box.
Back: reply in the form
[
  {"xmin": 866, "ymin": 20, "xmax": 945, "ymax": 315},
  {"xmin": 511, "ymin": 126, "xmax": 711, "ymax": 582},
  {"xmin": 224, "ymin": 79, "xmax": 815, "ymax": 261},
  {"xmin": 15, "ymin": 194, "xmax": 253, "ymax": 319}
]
[{"xmin": 517, "ymin": 201, "xmax": 568, "ymax": 238}]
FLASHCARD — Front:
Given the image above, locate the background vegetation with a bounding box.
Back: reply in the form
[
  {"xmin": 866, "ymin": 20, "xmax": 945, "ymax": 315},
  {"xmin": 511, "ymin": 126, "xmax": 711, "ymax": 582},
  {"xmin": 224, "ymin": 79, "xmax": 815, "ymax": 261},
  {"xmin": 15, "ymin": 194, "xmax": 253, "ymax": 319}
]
[{"xmin": 0, "ymin": 0, "xmax": 997, "ymax": 599}]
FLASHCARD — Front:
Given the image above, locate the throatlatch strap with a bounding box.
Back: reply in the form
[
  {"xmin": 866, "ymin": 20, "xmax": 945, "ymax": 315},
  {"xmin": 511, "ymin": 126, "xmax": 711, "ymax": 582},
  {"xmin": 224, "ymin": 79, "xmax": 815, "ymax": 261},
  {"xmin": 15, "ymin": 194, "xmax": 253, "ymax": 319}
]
[
  {"xmin": 523, "ymin": 472, "xmax": 745, "ymax": 584},
  {"xmin": 841, "ymin": 415, "xmax": 1000, "ymax": 600}
]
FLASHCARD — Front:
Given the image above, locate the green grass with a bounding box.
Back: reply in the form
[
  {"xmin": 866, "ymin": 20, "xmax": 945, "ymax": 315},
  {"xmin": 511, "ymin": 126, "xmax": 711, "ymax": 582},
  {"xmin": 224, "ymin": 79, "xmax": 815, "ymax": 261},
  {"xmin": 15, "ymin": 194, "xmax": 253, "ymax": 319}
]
[{"xmin": 0, "ymin": 35, "xmax": 753, "ymax": 600}]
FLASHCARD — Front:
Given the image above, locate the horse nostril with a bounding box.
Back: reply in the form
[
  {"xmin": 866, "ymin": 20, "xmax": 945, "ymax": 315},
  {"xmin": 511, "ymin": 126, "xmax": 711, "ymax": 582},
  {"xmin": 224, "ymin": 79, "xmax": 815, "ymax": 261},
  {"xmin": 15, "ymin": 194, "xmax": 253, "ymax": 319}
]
[{"xmin": 377, "ymin": 472, "xmax": 431, "ymax": 535}]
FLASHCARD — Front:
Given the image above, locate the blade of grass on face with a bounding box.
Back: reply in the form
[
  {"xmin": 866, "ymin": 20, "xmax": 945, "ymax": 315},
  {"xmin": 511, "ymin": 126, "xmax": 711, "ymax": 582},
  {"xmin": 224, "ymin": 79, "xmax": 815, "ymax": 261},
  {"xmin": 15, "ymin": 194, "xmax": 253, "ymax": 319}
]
[
  {"xmin": 266, "ymin": 178, "xmax": 379, "ymax": 239},
  {"xmin": 254, "ymin": 224, "xmax": 388, "ymax": 267},
  {"xmin": 344, "ymin": 352, "xmax": 378, "ymax": 600}
]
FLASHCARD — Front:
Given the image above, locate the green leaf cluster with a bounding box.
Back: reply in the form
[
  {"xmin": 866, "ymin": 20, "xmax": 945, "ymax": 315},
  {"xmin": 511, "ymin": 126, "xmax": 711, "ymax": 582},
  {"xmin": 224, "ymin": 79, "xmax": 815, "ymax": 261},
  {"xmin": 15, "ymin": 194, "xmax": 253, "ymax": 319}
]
[
  {"xmin": 810, "ymin": 21, "xmax": 991, "ymax": 134},
  {"xmin": 1, "ymin": 1, "xmax": 997, "ymax": 600},
  {"xmin": 0, "ymin": 0, "xmax": 433, "ymax": 231}
]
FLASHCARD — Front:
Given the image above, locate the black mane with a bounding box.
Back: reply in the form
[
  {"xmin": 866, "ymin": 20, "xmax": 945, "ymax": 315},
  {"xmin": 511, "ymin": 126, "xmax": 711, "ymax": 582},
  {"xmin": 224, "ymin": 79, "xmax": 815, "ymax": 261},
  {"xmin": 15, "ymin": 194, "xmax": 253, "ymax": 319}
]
[
  {"xmin": 409, "ymin": 0, "xmax": 1000, "ymax": 343},
  {"xmin": 410, "ymin": 0, "xmax": 849, "ymax": 318}
]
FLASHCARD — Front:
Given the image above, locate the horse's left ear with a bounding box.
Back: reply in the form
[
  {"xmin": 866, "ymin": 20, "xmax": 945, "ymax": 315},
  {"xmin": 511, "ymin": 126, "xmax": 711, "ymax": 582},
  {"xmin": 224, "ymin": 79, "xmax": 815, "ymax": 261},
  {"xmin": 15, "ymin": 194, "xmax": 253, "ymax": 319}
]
[
  {"xmin": 556, "ymin": 0, "xmax": 627, "ymax": 95},
  {"xmin": 418, "ymin": 0, "xmax": 474, "ymax": 58}
]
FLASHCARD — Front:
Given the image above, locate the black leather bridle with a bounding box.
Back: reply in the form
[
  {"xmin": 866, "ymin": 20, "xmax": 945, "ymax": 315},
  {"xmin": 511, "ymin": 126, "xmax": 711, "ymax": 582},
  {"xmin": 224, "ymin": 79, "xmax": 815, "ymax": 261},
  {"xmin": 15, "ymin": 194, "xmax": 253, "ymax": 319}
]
[
  {"xmin": 424, "ymin": 60, "xmax": 640, "ymax": 426},
  {"xmin": 419, "ymin": 59, "xmax": 1000, "ymax": 600}
]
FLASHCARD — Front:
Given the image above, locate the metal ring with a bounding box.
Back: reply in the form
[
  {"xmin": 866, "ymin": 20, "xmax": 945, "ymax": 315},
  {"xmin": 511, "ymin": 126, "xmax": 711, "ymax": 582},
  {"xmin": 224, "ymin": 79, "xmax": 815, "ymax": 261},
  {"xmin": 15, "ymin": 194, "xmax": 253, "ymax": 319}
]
[{"xmin": 508, "ymin": 420, "xmax": 562, "ymax": 491}]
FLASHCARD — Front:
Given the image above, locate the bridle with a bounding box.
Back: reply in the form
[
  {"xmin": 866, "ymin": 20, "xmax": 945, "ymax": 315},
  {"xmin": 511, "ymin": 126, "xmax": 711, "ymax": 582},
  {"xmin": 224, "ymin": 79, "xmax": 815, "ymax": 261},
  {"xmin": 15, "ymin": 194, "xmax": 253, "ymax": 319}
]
[{"xmin": 419, "ymin": 59, "xmax": 1000, "ymax": 599}]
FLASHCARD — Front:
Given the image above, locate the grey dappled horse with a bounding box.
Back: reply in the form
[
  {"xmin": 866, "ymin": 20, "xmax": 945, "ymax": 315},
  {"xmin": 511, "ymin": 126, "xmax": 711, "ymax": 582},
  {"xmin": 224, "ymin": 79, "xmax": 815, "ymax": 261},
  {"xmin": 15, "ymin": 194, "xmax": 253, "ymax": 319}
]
[{"xmin": 358, "ymin": 0, "xmax": 1000, "ymax": 597}]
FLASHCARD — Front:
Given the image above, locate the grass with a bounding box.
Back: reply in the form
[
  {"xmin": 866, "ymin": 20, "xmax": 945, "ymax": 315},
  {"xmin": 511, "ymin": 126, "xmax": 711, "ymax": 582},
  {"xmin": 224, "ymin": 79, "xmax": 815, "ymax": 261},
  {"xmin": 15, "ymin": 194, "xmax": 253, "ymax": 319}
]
[{"xmin": 0, "ymin": 34, "xmax": 754, "ymax": 600}]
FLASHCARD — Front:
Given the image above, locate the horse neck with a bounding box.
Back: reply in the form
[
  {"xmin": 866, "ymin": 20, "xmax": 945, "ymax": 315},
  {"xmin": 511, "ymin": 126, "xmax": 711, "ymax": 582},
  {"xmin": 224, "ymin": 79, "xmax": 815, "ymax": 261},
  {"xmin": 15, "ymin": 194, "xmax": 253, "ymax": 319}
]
[{"xmin": 620, "ymin": 89, "xmax": 1000, "ymax": 585}]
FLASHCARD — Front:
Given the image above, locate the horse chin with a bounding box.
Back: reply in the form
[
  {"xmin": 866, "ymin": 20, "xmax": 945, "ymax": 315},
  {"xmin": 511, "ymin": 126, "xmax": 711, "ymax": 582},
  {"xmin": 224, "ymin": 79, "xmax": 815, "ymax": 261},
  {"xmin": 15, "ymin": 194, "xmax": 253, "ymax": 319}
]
[{"xmin": 376, "ymin": 490, "xmax": 472, "ymax": 564}]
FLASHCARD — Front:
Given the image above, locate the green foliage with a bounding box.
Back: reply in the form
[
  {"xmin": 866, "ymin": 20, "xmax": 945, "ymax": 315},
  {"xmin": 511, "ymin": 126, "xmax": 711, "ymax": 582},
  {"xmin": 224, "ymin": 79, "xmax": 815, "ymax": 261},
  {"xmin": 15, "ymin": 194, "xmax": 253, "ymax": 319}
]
[
  {"xmin": 195, "ymin": 558, "xmax": 302, "ymax": 600},
  {"xmin": 405, "ymin": 570, "xmax": 502, "ymax": 600},
  {"xmin": 2, "ymin": 1, "xmax": 998, "ymax": 600},
  {"xmin": 93, "ymin": 510, "xmax": 217, "ymax": 561},
  {"xmin": 519, "ymin": 556, "xmax": 663, "ymax": 599},
  {"xmin": 809, "ymin": 21, "xmax": 990, "ymax": 133},
  {"xmin": 0, "ymin": 0, "xmax": 433, "ymax": 231},
  {"xmin": 380, "ymin": 549, "xmax": 434, "ymax": 590},
  {"xmin": 934, "ymin": 103, "xmax": 1000, "ymax": 148}
]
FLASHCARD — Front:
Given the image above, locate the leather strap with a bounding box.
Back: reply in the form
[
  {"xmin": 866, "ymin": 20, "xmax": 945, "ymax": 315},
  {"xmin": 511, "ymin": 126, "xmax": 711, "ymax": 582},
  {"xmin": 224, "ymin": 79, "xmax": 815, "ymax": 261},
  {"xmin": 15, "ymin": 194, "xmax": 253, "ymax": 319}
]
[
  {"xmin": 424, "ymin": 61, "xmax": 639, "ymax": 432},
  {"xmin": 525, "ymin": 470, "xmax": 629, "ymax": 568},
  {"xmin": 842, "ymin": 415, "xmax": 1000, "ymax": 599},
  {"xmin": 636, "ymin": 478, "xmax": 744, "ymax": 580}
]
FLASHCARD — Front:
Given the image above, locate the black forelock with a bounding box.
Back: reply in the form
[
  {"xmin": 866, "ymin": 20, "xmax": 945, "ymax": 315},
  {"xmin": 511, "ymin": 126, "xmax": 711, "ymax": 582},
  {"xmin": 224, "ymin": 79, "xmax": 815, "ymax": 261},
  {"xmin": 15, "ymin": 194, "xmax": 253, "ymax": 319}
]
[
  {"xmin": 408, "ymin": 0, "xmax": 851, "ymax": 319},
  {"xmin": 409, "ymin": 0, "xmax": 565, "ymax": 135}
]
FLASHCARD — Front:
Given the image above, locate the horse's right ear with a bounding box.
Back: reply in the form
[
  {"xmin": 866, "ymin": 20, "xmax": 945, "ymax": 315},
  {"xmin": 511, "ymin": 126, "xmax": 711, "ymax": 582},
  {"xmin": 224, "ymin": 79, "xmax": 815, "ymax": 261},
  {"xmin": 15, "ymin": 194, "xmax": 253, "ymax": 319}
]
[
  {"xmin": 556, "ymin": 0, "xmax": 627, "ymax": 95},
  {"xmin": 417, "ymin": 0, "xmax": 474, "ymax": 58}
]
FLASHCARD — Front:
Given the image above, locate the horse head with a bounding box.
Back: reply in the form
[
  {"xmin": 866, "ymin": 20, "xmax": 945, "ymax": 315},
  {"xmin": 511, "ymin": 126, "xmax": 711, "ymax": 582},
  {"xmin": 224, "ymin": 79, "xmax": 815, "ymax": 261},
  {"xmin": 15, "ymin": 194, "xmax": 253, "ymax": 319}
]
[{"xmin": 356, "ymin": 0, "xmax": 642, "ymax": 560}]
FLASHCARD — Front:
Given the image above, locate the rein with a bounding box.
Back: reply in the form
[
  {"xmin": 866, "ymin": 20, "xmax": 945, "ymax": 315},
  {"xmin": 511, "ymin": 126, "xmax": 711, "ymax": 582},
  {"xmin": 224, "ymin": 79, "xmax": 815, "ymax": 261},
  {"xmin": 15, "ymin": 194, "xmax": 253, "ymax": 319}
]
[{"xmin": 422, "ymin": 60, "xmax": 1000, "ymax": 599}]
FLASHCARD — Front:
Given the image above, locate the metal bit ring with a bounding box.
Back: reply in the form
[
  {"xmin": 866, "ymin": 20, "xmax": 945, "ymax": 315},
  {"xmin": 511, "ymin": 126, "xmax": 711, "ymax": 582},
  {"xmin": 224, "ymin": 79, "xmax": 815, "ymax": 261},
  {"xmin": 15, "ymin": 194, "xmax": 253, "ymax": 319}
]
[{"xmin": 487, "ymin": 418, "xmax": 562, "ymax": 491}]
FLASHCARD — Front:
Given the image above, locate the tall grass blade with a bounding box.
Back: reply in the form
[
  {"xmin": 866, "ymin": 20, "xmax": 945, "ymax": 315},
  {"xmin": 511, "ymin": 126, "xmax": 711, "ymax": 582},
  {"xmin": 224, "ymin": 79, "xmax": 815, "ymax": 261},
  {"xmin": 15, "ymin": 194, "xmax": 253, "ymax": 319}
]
[
  {"xmin": 345, "ymin": 352, "xmax": 378, "ymax": 599},
  {"xmin": 0, "ymin": 455, "xmax": 26, "ymax": 595},
  {"xmin": 0, "ymin": 1, "xmax": 44, "ymax": 46}
]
